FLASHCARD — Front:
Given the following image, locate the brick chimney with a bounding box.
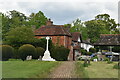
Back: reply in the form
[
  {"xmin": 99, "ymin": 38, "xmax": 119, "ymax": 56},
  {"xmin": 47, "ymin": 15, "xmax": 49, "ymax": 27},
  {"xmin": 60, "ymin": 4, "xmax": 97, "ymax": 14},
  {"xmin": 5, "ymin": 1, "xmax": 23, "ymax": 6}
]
[{"xmin": 46, "ymin": 19, "xmax": 53, "ymax": 26}]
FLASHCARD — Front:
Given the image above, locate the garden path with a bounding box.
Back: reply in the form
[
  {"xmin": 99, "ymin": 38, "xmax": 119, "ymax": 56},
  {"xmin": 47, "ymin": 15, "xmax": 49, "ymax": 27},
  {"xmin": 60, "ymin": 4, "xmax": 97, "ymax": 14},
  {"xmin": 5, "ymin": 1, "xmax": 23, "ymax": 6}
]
[{"xmin": 49, "ymin": 61, "xmax": 76, "ymax": 78}]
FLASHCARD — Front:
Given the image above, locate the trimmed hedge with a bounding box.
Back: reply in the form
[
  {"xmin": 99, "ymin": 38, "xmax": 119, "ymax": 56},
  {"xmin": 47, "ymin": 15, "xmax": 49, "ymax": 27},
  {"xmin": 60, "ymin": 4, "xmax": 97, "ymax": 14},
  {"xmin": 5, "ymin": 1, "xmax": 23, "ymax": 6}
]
[
  {"xmin": 1, "ymin": 45, "xmax": 14, "ymax": 61},
  {"xmin": 89, "ymin": 47, "xmax": 96, "ymax": 53},
  {"xmin": 51, "ymin": 46, "xmax": 70, "ymax": 61},
  {"xmin": 18, "ymin": 44, "xmax": 36, "ymax": 61},
  {"xmin": 36, "ymin": 47, "xmax": 45, "ymax": 58}
]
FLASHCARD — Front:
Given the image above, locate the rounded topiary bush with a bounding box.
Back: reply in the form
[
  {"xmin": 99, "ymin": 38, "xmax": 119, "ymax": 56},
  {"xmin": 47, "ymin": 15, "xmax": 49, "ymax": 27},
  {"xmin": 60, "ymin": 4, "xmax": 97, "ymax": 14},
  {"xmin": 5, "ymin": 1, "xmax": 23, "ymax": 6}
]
[
  {"xmin": 18, "ymin": 44, "xmax": 36, "ymax": 61},
  {"xmin": 1, "ymin": 45, "xmax": 14, "ymax": 61},
  {"xmin": 36, "ymin": 47, "xmax": 45, "ymax": 59}
]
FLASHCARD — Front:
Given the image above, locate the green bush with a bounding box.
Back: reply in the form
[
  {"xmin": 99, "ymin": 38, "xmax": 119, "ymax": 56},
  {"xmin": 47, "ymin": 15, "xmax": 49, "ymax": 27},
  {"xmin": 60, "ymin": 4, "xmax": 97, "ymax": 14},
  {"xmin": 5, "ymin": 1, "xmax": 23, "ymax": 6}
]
[
  {"xmin": 1, "ymin": 45, "xmax": 14, "ymax": 61},
  {"xmin": 113, "ymin": 64, "xmax": 120, "ymax": 69},
  {"xmin": 104, "ymin": 57, "xmax": 109, "ymax": 61},
  {"xmin": 81, "ymin": 49, "xmax": 87, "ymax": 55},
  {"xmin": 36, "ymin": 47, "xmax": 45, "ymax": 58},
  {"xmin": 89, "ymin": 47, "xmax": 96, "ymax": 53},
  {"xmin": 87, "ymin": 52, "xmax": 92, "ymax": 56},
  {"xmin": 51, "ymin": 46, "xmax": 70, "ymax": 61},
  {"xmin": 90, "ymin": 56, "xmax": 98, "ymax": 61},
  {"xmin": 107, "ymin": 61, "xmax": 113, "ymax": 64},
  {"xmin": 18, "ymin": 44, "xmax": 36, "ymax": 61}
]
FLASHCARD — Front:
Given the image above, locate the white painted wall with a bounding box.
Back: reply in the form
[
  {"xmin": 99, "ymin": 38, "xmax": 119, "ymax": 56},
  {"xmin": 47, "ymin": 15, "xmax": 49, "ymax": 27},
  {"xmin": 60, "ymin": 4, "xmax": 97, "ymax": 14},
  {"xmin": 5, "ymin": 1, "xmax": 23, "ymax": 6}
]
[{"xmin": 81, "ymin": 43, "xmax": 94, "ymax": 52}]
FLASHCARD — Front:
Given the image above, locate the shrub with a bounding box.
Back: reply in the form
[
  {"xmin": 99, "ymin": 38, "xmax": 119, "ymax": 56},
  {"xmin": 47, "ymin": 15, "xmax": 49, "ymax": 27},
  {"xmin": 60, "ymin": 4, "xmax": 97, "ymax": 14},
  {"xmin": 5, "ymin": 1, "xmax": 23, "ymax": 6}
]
[
  {"xmin": 89, "ymin": 47, "xmax": 96, "ymax": 53},
  {"xmin": 104, "ymin": 57, "xmax": 109, "ymax": 61},
  {"xmin": 90, "ymin": 56, "xmax": 98, "ymax": 61},
  {"xmin": 86, "ymin": 52, "xmax": 92, "ymax": 56},
  {"xmin": 36, "ymin": 47, "xmax": 45, "ymax": 59},
  {"xmin": 113, "ymin": 64, "xmax": 120, "ymax": 69},
  {"xmin": 107, "ymin": 61, "xmax": 113, "ymax": 64},
  {"xmin": 81, "ymin": 49, "xmax": 87, "ymax": 55},
  {"xmin": 51, "ymin": 46, "xmax": 70, "ymax": 61},
  {"xmin": 18, "ymin": 44, "xmax": 36, "ymax": 61},
  {"xmin": 0, "ymin": 45, "xmax": 14, "ymax": 61}
]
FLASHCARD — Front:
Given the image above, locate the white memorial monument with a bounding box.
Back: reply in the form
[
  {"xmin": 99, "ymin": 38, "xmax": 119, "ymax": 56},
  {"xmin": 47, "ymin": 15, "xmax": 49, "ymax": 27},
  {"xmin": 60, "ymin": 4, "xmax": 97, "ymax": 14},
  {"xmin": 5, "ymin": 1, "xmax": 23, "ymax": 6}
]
[{"xmin": 42, "ymin": 36, "xmax": 55, "ymax": 61}]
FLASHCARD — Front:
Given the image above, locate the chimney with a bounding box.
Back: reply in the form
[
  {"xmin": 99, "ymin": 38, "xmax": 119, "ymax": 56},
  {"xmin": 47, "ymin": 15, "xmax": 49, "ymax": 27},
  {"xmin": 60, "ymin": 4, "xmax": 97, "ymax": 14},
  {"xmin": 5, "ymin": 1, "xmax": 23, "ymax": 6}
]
[{"xmin": 46, "ymin": 19, "xmax": 53, "ymax": 26}]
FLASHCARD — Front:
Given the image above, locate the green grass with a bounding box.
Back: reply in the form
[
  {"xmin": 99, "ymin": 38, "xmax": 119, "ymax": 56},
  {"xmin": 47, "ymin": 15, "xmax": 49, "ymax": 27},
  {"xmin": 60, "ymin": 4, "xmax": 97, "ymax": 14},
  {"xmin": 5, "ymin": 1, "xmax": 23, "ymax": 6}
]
[
  {"xmin": 76, "ymin": 61, "xmax": 118, "ymax": 78},
  {"xmin": 2, "ymin": 60, "xmax": 60, "ymax": 78}
]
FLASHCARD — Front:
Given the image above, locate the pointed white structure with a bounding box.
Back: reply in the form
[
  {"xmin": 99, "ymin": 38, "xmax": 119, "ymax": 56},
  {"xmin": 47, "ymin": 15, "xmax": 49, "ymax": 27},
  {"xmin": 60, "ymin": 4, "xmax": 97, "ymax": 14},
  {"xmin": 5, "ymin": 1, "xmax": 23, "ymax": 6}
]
[{"xmin": 42, "ymin": 36, "xmax": 55, "ymax": 61}]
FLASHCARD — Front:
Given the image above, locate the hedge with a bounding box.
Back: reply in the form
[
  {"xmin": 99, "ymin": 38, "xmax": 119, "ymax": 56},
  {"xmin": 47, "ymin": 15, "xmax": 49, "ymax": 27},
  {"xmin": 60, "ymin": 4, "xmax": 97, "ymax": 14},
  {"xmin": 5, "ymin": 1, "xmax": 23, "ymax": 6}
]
[
  {"xmin": 18, "ymin": 44, "xmax": 36, "ymax": 61},
  {"xmin": 1, "ymin": 45, "xmax": 14, "ymax": 61},
  {"xmin": 36, "ymin": 47, "xmax": 45, "ymax": 58},
  {"xmin": 51, "ymin": 46, "xmax": 70, "ymax": 61}
]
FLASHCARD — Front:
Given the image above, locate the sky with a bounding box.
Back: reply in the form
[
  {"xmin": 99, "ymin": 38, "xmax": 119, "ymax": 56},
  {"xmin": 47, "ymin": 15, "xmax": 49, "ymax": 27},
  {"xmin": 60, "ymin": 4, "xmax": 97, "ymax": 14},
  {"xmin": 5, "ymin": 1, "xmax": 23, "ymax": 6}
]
[{"xmin": 0, "ymin": 0, "xmax": 119, "ymax": 25}]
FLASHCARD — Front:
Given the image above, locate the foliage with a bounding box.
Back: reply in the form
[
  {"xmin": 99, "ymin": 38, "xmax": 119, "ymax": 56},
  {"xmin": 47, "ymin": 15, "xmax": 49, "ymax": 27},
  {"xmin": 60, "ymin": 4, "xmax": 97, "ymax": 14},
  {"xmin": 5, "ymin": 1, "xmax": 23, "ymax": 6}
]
[
  {"xmin": 1, "ymin": 45, "xmax": 14, "ymax": 61},
  {"xmin": 112, "ymin": 46, "xmax": 120, "ymax": 53},
  {"xmin": 36, "ymin": 47, "xmax": 45, "ymax": 58},
  {"xmin": 89, "ymin": 47, "xmax": 96, "ymax": 53},
  {"xmin": 81, "ymin": 48, "xmax": 87, "ymax": 55},
  {"xmin": 87, "ymin": 52, "xmax": 92, "ymax": 56},
  {"xmin": 113, "ymin": 64, "xmax": 120, "ymax": 69},
  {"xmin": 28, "ymin": 11, "xmax": 47, "ymax": 29},
  {"xmin": 5, "ymin": 26, "xmax": 34, "ymax": 47},
  {"xmin": 90, "ymin": 56, "xmax": 98, "ymax": 61},
  {"xmin": 104, "ymin": 57, "xmax": 109, "ymax": 61},
  {"xmin": 51, "ymin": 46, "xmax": 70, "ymax": 61},
  {"xmin": 107, "ymin": 61, "xmax": 113, "ymax": 64},
  {"xmin": 70, "ymin": 18, "xmax": 88, "ymax": 40},
  {"xmin": 18, "ymin": 44, "xmax": 36, "ymax": 61}
]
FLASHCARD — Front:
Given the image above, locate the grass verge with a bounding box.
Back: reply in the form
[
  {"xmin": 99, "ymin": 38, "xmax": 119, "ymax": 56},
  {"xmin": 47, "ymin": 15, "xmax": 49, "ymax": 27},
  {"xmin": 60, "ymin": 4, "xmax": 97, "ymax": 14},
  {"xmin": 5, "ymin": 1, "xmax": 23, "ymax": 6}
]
[{"xmin": 2, "ymin": 60, "xmax": 60, "ymax": 78}]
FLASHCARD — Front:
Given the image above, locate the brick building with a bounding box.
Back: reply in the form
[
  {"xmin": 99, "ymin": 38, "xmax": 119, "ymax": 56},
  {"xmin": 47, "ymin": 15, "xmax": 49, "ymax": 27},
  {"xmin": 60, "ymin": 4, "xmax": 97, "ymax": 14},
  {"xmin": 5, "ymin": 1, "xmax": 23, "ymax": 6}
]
[{"xmin": 34, "ymin": 19, "xmax": 82, "ymax": 60}]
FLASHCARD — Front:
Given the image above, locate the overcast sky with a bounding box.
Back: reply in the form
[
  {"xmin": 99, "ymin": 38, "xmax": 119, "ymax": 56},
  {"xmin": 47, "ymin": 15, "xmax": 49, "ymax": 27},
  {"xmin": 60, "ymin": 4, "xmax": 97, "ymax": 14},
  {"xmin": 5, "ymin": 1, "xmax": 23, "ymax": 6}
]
[{"xmin": 0, "ymin": 0, "xmax": 119, "ymax": 25}]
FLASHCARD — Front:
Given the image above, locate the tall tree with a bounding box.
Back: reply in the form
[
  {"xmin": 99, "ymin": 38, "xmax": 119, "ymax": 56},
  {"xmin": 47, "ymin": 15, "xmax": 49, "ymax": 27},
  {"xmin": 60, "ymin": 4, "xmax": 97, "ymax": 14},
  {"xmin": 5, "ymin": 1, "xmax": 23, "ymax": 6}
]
[
  {"xmin": 8, "ymin": 10, "xmax": 27, "ymax": 28},
  {"xmin": 95, "ymin": 14, "xmax": 119, "ymax": 33},
  {"xmin": 28, "ymin": 11, "xmax": 47, "ymax": 29},
  {"xmin": 70, "ymin": 18, "xmax": 88, "ymax": 40},
  {"xmin": 5, "ymin": 26, "xmax": 34, "ymax": 47}
]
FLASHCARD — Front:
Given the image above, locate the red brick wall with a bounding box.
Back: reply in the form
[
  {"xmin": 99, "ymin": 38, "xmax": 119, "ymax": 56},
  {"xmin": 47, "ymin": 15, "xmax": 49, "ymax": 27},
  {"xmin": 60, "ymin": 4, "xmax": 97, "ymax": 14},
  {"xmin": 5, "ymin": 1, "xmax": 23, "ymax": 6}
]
[{"xmin": 35, "ymin": 36, "xmax": 71, "ymax": 49}]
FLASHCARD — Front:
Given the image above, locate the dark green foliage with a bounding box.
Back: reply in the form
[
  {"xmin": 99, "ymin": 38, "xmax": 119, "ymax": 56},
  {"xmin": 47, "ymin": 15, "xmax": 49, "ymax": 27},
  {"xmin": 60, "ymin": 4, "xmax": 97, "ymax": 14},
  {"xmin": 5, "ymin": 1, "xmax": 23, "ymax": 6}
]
[
  {"xmin": 107, "ymin": 61, "xmax": 113, "ymax": 64},
  {"xmin": 89, "ymin": 47, "xmax": 96, "ymax": 53},
  {"xmin": 1, "ymin": 45, "xmax": 14, "ymax": 61},
  {"xmin": 29, "ymin": 11, "xmax": 47, "ymax": 29},
  {"xmin": 87, "ymin": 52, "xmax": 92, "ymax": 56},
  {"xmin": 5, "ymin": 26, "xmax": 34, "ymax": 48},
  {"xmin": 51, "ymin": 46, "xmax": 70, "ymax": 61},
  {"xmin": 112, "ymin": 46, "xmax": 120, "ymax": 53},
  {"xmin": 113, "ymin": 64, "xmax": 120, "ymax": 69},
  {"xmin": 81, "ymin": 48, "xmax": 87, "ymax": 55},
  {"xmin": 36, "ymin": 47, "xmax": 45, "ymax": 58},
  {"xmin": 18, "ymin": 44, "xmax": 36, "ymax": 61}
]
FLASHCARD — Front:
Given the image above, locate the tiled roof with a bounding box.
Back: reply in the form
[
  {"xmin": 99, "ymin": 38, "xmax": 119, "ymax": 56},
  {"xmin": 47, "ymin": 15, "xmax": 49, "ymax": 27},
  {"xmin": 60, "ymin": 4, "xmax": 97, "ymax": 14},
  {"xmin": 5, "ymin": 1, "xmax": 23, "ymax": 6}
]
[
  {"xmin": 94, "ymin": 34, "xmax": 120, "ymax": 46},
  {"xmin": 34, "ymin": 25, "xmax": 71, "ymax": 37},
  {"xmin": 71, "ymin": 32, "xmax": 82, "ymax": 42}
]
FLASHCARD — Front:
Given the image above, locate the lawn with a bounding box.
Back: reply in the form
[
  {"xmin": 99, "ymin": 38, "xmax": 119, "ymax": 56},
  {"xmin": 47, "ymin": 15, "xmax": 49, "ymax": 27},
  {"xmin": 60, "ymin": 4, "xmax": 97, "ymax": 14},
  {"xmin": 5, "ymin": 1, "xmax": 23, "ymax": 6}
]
[
  {"xmin": 76, "ymin": 61, "xmax": 118, "ymax": 78},
  {"xmin": 2, "ymin": 60, "xmax": 60, "ymax": 78}
]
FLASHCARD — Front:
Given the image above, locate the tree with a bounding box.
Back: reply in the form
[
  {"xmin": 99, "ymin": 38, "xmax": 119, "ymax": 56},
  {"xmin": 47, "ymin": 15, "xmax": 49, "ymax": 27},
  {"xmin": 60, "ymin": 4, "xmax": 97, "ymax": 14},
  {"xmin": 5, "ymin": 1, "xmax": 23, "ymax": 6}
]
[
  {"xmin": 5, "ymin": 26, "xmax": 34, "ymax": 47},
  {"xmin": 28, "ymin": 11, "xmax": 47, "ymax": 29},
  {"xmin": 85, "ymin": 20, "xmax": 104, "ymax": 43},
  {"xmin": 95, "ymin": 14, "xmax": 119, "ymax": 34},
  {"xmin": 70, "ymin": 18, "xmax": 88, "ymax": 40},
  {"xmin": 8, "ymin": 10, "xmax": 28, "ymax": 28},
  {"xmin": 1, "ymin": 13, "xmax": 10, "ymax": 41}
]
